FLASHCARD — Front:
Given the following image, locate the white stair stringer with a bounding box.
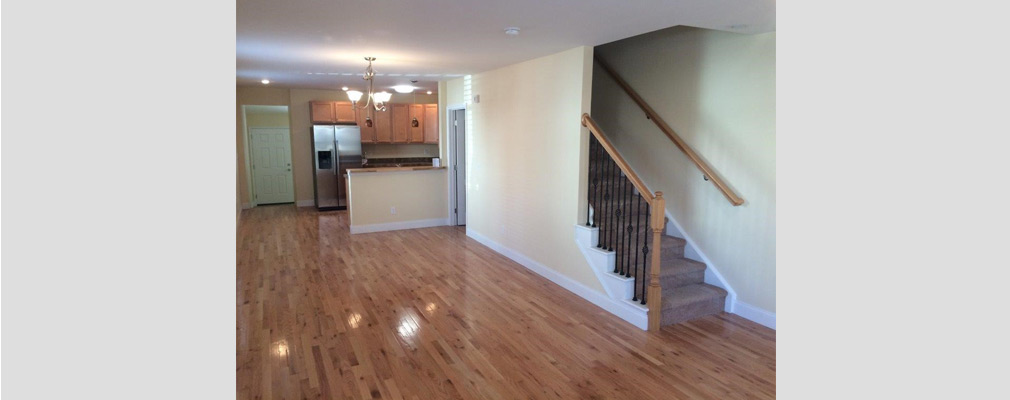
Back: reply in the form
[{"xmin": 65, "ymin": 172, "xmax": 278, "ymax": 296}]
[{"xmin": 574, "ymin": 224, "xmax": 649, "ymax": 329}]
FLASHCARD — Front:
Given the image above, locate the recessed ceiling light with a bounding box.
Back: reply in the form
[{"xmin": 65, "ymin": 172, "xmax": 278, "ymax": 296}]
[
  {"xmin": 261, "ymin": 79, "xmax": 270, "ymax": 84},
  {"xmin": 392, "ymin": 85, "xmax": 414, "ymax": 93},
  {"xmin": 341, "ymin": 86, "xmax": 349, "ymax": 91},
  {"xmin": 427, "ymin": 91, "xmax": 432, "ymax": 95},
  {"xmin": 504, "ymin": 27, "xmax": 520, "ymax": 36}
]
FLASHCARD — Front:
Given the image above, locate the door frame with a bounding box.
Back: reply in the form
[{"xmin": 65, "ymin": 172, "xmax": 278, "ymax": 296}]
[
  {"xmin": 242, "ymin": 105, "xmax": 292, "ymax": 208},
  {"xmin": 446, "ymin": 104, "xmax": 467, "ymax": 226}
]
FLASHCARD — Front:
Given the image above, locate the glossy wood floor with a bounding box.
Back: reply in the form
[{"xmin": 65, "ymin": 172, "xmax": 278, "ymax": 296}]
[{"xmin": 237, "ymin": 205, "xmax": 775, "ymax": 399}]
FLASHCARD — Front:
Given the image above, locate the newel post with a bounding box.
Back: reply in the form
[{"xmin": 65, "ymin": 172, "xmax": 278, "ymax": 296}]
[{"xmin": 647, "ymin": 192, "xmax": 665, "ymax": 331}]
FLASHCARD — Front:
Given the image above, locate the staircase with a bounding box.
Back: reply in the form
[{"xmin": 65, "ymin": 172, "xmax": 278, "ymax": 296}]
[
  {"xmin": 587, "ymin": 155, "xmax": 727, "ymax": 327},
  {"xmin": 577, "ymin": 57, "xmax": 742, "ymax": 331}
]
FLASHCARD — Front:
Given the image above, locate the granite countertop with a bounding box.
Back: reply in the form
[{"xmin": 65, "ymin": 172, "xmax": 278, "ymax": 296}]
[{"xmin": 347, "ymin": 166, "xmax": 446, "ymax": 173}]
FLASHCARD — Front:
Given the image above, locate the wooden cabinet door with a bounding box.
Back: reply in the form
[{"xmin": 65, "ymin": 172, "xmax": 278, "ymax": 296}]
[
  {"xmin": 423, "ymin": 104, "xmax": 439, "ymax": 144},
  {"xmin": 334, "ymin": 102, "xmax": 355, "ymax": 123},
  {"xmin": 356, "ymin": 108, "xmax": 376, "ymax": 142},
  {"xmin": 373, "ymin": 107, "xmax": 393, "ymax": 143},
  {"xmin": 408, "ymin": 104, "xmax": 425, "ymax": 143},
  {"xmin": 391, "ymin": 104, "xmax": 409, "ymax": 143},
  {"xmin": 311, "ymin": 101, "xmax": 336, "ymax": 124}
]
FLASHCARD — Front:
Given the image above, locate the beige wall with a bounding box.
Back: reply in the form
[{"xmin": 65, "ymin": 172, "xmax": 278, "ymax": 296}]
[
  {"xmin": 438, "ymin": 77, "xmax": 465, "ymax": 161},
  {"xmin": 468, "ymin": 46, "xmax": 602, "ymax": 292},
  {"xmin": 592, "ymin": 27, "xmax": 776, "ymax": 312},
  {"xmin": 245, "ymin": 110, "xmax": 289, "ymax": 128},
  {"xmin": 237, "ymin": 86, "xmax": 291, "ymax": 206},
  {"xmin": 348, "ymin": 170, "xmax": 448, "ymax": 226}
]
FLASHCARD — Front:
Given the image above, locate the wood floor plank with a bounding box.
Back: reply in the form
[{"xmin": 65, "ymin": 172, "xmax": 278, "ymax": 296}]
[{"xmin": 237, "ymin": 205, "xmax": 776, "ymax": 399}]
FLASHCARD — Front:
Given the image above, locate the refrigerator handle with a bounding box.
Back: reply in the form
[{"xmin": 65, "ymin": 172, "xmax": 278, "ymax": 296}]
[{"xmin": 333, "ymin": 140, "xmax": 340, "ymax": 175}]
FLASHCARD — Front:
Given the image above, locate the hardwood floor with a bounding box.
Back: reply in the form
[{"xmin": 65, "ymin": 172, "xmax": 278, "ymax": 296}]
[{"xmin": 237, "ymin": 205, "xmax": 775, "ymax": 399}]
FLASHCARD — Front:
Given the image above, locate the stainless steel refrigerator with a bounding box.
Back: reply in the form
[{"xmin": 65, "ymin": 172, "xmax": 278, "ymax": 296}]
[{"xmin": 312, "ymin": 125, "xmax": 362, "ymax": 210}]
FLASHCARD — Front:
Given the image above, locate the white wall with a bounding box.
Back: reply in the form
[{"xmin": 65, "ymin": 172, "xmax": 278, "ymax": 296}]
[
  {"xmin": 592, "ymin": 26, "xmax": 776, "ymax": 312},
  {"xmin": 468, "ymin": 46, "xmax": 602, "ymax": 292}
]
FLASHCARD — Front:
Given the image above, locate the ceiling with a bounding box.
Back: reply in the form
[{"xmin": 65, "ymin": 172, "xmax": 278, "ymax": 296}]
[{"xmin": 237, "ymin": 0, "xmax": 775, "ymax": 92}]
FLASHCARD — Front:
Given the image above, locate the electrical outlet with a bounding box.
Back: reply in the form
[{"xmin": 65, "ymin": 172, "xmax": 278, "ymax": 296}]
[{"xmin": 390, "ymin": 206, "xmax": 397, "ymax": 215}]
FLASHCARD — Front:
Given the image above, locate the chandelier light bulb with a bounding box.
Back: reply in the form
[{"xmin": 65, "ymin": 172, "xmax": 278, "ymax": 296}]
[
  {"xmin": 373, "ymin": 91, "xmax": 392, "ymax": 103},
  {"xmin": 346, "ymin": 90, "xmax": 363, "ymax": 102}
]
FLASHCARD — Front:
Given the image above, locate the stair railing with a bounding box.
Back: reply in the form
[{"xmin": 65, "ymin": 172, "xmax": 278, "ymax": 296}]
[
  {"xmin": 594, "ymin": 55, "xmax": 745, "ymax": 206},
  {"xmin": 583, "ymin": 113, "xmax": 665, "ymax": 331}
]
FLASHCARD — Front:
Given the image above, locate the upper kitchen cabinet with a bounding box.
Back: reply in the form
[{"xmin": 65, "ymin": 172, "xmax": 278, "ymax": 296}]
[
  {"xmin": 335, "ymin": 102, "xmax": 355, "ymax": 123},
  {"xmin": 408, "ymin": 104, "xmax": 425, "ymax": 143},
  {"xmin": 311, "ymin": 101, "xmax": 336, "ymax": 124},
  {"xmin": 310, "ymin": 101, "xmax": 356, "ymax": 124},
  {"xmin": 356, "ymin": 108, "xmax": 377, "ymax": 143},
  {"xmin": 391, "ymin": 104, "xmax": 409, "ymax": 143},
  {"xmin": 423, "ymin": 104, "xmax": 439, "ymax": 144},
  {"xmin": 373, "ymin": 106, "xmax": 393, "ymax": 143}
]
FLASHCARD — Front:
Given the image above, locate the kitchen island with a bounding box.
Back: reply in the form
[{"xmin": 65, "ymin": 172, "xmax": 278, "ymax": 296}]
[{"xmin": 346, "ymin": 166, "xmax": 448, "ymax": 234}]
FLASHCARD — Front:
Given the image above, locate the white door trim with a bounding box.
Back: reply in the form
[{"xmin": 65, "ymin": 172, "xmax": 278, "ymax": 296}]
[
  {"xmin": 242, "ymin": 105, "xmax": 291, "ymax": 207},
  {"xmin": 446, "ymin": 104, "xmax": 466, "ymax": 225}
]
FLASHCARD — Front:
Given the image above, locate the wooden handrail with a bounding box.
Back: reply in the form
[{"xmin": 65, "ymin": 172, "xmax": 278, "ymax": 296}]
[
  {"xmin": 582, "ymin": 113, "xmax": 655, "ymax": 202},
  {"xmin": 594, "ymin": 55, "xmax": 745, "ymax": 206}
]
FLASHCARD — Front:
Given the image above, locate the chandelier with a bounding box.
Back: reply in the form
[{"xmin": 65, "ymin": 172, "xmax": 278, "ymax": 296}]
[{"xmin": 346, "ymin": 57, "xmax": 391, "ymax": 118}]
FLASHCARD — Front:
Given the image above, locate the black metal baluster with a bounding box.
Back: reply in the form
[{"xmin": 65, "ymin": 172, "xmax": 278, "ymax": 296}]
[
  {"xmin": 641, "ymin": 202, "xmax": 650, "ymax": 305},
  {"xmin": 621, "ymin": 173, "xmax": 630, "ymax": 276},
  {"xmin": 607, "ymin": 157, "xmax": 617, "ymax": 252},
  {"xmin": 586, "ymin": 137, "xmax": 594, "ymax": 226},
  {"xmin": 632, "ymin": 194, "xmax": 642, "ymax": 301},
  {"xmin": 597, "ymin": 152, "xmax": 609, "ymax": 248},
  {"xmin": 615, "ymin": 170, "xmax": 625, "ymax": 274},
  {"xmin": 589, "ymin": 136, "xmax": 597, "ymax": 228},
  {"xmin": 622, "ymin": 183, "xmax": 630, "ymax": 274}
]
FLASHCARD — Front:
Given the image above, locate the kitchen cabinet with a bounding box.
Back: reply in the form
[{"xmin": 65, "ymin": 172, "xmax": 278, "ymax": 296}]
[
  {"xmin": 335, "ymin": 102, "xmax": 355, "ymax": 123},
  {"xmin": 311, "ymin": 101, "xmax": 336, "ymax": 124},
  {"xmin": 373, "ymin": 106, "xmax": 393, "ymax": 143},
  {"xmin": 423, "ymin": 104, "xmax": 439, "ymax": 144},
  {"xmin": 391, "ymin": 104, "xmax": 409, "ymax": 143},
  {"xmin": 409, "ymin": 104, "xmax": 425, "ymax": 143},
  {"xmin": 356, "ymin": 108, "xmax": 377, "ymax": 143},
  {"xmin": 310, "ymin": 101, "xmax": 356, "ymax": 124}
]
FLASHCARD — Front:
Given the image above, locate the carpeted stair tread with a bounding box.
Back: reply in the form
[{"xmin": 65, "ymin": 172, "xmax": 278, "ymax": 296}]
[
  {"xmin": 659, "ymin": 257, "xmax": 706, "ymax": 288},
  {"xmin": 660, "ymin": 257, "xmax": 706, "ymax": 276},
  {"xmin": 660, "ymin": 283, "xmax": 727, "ymax": 325}
]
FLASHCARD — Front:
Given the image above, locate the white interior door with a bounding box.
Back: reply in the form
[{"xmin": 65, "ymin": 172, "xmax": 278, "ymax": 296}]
[
  {"xmin": 452, "ymin": 109, "xmax": 466, "ymax": 225},
  {"xmin": 250, "ymin": 127, "xmax": 294, "ymax": 204}
]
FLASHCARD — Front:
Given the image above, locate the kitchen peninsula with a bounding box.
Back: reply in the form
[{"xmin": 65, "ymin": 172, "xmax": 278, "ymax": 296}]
[{"xmin": 346, "ymin": 166, "xmax": 448, "ymax": 234}]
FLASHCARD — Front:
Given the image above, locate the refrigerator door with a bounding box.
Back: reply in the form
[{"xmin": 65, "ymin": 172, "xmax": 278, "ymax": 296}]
[
  {"xmin": 334, "ymin": 126, "xmax": 362, "ymax": 208},
  {"xmin": 312, "ymin": 125, "xmax": 340, "ymax": 209}
]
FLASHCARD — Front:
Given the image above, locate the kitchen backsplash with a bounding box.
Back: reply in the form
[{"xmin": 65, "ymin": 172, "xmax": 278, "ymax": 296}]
[
  {"xmin": 363, "ymin": 157, "xmax": 434, "ymax": 167},
  {"xmin": 362, "ymin": 143, "xmax": 438, "ymax": 158}
]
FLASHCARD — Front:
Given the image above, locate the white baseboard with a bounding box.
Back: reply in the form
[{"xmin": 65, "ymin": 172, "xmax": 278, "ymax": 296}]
[
  {"xmin": 733, "ymin": 301, "xmax": 776, "ymax": 330},
  {"xmin": 468, "ymin": 228, "xmax": 648, "ymax": 330},
  {"xmin": 241, "ymin": 203, "xmax": 253, "ymax": 210},
  {"xmin": 350, "ymin": 218, "xmax": 449, "ymax": 234},
  {"xmin": 295, "ymin": 200, "xmax": 315, "ymax": 207}
]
